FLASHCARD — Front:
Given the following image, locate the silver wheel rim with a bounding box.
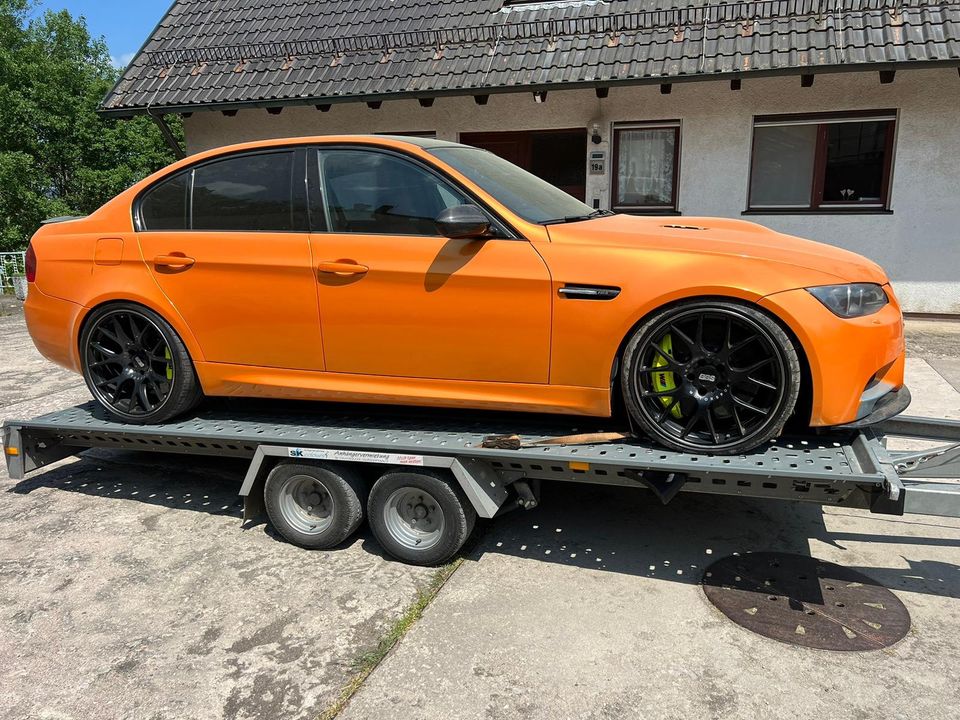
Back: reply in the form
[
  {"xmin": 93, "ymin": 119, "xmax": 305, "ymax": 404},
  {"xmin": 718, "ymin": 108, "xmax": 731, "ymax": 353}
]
[
  {"xmin": 278, "ymin": 474, "xmax": 335, "ymax": 535},
  {"xmin": 382, "ymin": 487, "xmax": 445, "ymax": 551}
]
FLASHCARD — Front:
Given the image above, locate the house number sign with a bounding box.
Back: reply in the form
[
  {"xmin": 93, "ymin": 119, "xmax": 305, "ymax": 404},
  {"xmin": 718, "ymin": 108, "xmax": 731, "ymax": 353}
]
[{"xmin": 589, "ymin": 151, "xmax": 606, "ymax": 175}]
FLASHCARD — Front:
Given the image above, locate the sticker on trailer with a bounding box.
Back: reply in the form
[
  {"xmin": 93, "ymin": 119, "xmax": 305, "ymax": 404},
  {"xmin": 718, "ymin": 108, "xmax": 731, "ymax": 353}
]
[{"xmin": 287, "ymin": 447, "xmax": 425, "ymax": 466}]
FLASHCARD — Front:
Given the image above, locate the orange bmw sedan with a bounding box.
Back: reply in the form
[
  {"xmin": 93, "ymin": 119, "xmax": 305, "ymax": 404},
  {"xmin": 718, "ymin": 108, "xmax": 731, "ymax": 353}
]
[{"xmin": 23, "ymin": 135, "xmax": 908, "ymax": 454}]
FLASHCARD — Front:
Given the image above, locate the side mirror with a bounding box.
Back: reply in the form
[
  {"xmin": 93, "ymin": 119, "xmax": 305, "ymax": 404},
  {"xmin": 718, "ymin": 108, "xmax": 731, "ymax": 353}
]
[{"xmin": 435, "ymin": 204, "xmax": 492, "ymax": 240}]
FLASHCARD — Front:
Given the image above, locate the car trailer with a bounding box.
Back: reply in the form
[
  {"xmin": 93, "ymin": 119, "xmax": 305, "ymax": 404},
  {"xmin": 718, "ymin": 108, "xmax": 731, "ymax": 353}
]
[{"xmin": 4, "ymin": 402, "xmax": 960, "ymax": 565}]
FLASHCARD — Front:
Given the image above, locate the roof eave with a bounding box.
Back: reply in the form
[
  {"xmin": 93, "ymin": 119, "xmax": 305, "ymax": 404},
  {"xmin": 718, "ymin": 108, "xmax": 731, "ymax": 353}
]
[{"xmin": 97, "ymin": 59, "xmax": 960, "ymax": 118}]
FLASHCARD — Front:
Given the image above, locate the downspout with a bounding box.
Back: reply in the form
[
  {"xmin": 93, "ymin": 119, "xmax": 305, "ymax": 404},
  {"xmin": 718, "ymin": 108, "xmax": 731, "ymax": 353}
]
[{"xmin": 147, "ymin": 107, "xmax": 186, "ymax": 160}]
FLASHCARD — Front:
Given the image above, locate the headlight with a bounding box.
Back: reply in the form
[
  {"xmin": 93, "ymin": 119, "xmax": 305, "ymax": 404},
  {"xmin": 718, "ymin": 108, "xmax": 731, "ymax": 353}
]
[{"xmin": 807, "ymin": 283, "xmax": 889, "ymax": 318}]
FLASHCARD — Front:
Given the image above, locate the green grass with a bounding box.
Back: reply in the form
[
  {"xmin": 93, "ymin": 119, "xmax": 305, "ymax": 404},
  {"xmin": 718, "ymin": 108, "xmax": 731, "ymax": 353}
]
[{"xmin": 316, "ymin": 557, "xmax": 464, "ymax": 720}]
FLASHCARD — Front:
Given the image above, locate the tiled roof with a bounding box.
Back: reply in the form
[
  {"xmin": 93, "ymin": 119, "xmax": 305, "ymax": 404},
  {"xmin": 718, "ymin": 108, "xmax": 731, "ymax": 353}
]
[{"xmin": 100, "ymin": 0, "xmax": 960, "ymax": 114}]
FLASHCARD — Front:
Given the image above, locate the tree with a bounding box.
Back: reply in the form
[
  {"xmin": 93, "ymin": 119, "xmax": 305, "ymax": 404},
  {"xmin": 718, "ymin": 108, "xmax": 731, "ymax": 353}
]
[{"xmin": 0, "ymin": 0, "xmax": 180, "ymax": 252}]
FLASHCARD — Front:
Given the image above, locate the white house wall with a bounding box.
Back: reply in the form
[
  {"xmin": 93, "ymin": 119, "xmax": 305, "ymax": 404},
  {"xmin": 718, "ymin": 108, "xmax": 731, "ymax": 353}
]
[{"xmin": 183, "ymin": 68, "xmax": 960, "ymax": 313}]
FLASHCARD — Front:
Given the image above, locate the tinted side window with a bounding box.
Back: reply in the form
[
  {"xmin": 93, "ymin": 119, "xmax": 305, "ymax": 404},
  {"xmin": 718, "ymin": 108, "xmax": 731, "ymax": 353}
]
[
  {"xmin": 320, "ymin": 150, "xmax": 470, "ymax": 236},
  {"xmin": 193, "ymin": 152, "xmax": 300, "ymax": 232},
  {"xmin": 140, "ymin": 171, "xmax": 189, "ymax": 231}
]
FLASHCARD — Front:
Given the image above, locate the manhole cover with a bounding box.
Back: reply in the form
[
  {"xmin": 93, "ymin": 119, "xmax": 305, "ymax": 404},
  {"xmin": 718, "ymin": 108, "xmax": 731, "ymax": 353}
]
[{"xmin": 702, "ymin": 552, "xmax": 910, "ymax": 651}]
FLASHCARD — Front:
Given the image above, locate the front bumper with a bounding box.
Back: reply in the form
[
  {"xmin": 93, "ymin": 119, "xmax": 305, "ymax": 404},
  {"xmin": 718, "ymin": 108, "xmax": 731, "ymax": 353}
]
[
  {"xmin": 759, "ymin": 285, "xmax": 906, "ymax": 427},
  {"xmin": 834, "ymin": 385, "xmax": 912, "ymax": 430}
]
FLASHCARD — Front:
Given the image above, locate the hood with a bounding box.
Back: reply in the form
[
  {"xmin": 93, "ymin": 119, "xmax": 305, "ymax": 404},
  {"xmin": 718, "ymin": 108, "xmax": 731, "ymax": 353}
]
[{"xmin": 545, "ymin": 214, "xmax": 888, "ymax": 286}]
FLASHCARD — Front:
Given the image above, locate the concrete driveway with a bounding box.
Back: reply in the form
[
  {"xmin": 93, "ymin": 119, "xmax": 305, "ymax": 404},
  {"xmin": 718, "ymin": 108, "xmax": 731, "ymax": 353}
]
[
  {"xmin": 2, "ymin": 295, "xmax": 960, "ymax": 720},
  {"xmin": 0, "ymin": 300, "xmax": 436, "ymax": 720}
]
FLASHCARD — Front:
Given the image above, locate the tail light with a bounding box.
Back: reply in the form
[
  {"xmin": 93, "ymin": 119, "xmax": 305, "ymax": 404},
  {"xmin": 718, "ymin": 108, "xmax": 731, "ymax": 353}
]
[{"xmin": 25, "ymin": 243, "xmax": 36, "ymax": 283}]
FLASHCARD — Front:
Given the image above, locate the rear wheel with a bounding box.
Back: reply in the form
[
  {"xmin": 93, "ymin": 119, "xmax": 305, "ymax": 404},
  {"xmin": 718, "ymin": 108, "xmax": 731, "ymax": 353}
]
[
  {"xmin": 621, "ymin": 301, "xmax": 800, "ymax": 455},
  {"xmin": 367, "ymin": 469, "xmax": 476, "ymax": 566},
  {"xmin": 80, "ymin": 303, "xmax": 201, "ymax": 423}
]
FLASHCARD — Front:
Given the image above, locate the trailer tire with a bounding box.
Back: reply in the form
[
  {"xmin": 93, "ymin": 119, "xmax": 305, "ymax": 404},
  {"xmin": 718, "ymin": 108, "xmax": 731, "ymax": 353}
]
[
  {"xmin": 368, "ymin": 469, "xmax": 476, "ymax": 566},
  {"xmin": 264, "ymin": 462, "xmax": 365, "ymax": 549}
]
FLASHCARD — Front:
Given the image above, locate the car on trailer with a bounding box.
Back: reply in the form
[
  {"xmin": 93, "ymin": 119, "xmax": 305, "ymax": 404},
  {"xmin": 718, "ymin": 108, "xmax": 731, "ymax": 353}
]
[{"xmin": 23, "ymin": 136, "xmax": 908, "ymax": 456}]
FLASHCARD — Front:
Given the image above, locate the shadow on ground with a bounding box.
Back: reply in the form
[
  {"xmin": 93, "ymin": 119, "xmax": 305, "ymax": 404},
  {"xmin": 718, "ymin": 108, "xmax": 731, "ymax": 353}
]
[
  {"xmin": 467, "ymin": 480, "xmax": 960, "ymax": 601},
  {"xmin": 10, "ymin": 450, "xmax": 960, "ymax": 600}
]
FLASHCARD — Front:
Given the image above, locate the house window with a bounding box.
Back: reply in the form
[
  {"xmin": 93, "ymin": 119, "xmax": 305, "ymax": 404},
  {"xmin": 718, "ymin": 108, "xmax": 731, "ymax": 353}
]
[
  {"xmin": 748, "ymin": 112, "xmax": 896, "ymax": 211},
  {"xmin": 612, "ymin": 122, "xmax": 680, "ymax": 212}
]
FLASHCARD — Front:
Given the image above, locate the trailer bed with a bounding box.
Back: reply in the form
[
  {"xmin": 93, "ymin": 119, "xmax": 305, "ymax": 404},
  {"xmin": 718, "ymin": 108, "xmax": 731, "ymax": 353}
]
[{"xmin": 5, "ymin": 401, "xmax": 960, "ymax": 520}]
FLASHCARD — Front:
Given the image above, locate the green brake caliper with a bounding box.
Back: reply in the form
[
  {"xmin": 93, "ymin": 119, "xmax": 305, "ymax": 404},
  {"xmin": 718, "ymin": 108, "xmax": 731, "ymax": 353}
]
[
  {"xmin": 164, "ymin": 347, "xmax": 174, "ymax": 381},
  {"xmin": 652, "ymin": 334, "xmax": 683, "ymax": 419}
]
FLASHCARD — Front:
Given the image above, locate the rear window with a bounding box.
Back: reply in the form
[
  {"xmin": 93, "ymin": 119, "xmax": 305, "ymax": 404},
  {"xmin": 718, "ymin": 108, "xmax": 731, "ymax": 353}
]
[
  {"xmin": 139, "ymin": 171, "xmax": 189, "ymax": 231},
  {"xmin": 138, "ymin": 150, "xmax": 307, "ymax": 233},
  {"xmin": 192, "ymin": 152, "xmax": 298, "ymax": 232}
]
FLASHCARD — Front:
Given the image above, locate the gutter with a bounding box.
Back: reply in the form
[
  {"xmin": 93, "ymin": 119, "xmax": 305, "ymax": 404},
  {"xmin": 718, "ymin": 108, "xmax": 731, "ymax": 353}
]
[{"xmin": 148, "ymin": 108, "xmax": 186, "ymax": 159}]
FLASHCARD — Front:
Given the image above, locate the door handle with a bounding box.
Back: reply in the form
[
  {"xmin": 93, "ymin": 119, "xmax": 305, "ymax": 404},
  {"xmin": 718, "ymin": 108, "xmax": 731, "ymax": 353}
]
[
  {"xmin": 154, "ymin": 254, "xmax": 196, "ymax": 269},
  {"xmin": 317, "ymin": 261, "xmax": 369, "ymax": 276}
]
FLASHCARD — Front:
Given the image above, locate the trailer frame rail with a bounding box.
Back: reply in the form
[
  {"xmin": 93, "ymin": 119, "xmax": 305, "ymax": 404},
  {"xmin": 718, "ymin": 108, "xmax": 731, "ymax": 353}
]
[{"xmin": 4, "ymin": 403, "xmax": 960, "ymax": 522}]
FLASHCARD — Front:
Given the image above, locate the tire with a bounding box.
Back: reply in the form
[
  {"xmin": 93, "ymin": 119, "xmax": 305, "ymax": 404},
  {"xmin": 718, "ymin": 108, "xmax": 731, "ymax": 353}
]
[
  {"xmin": 621, "ymin": 300, "xmax": 801, "ymax": 455},
  {"xmin": 80, "ymin": 302, "xmax": 202, "ymax": 424},
  {"xmin": 264, "ymin": 462, "xmax": 366, "ymax": 549},
  {"xmin": 367, "ymin": 469, "xmax": 476, "ymax": 566}
]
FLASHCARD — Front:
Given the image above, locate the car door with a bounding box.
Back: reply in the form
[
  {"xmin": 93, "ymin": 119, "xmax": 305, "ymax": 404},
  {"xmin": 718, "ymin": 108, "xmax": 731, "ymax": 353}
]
[
  {"xmin": 137, "ymin": 148, "xmax": 324, "ymax": 370},
  {"xmin": 309, "ymin": 147, "xmax": 552, "ymax": 383}
]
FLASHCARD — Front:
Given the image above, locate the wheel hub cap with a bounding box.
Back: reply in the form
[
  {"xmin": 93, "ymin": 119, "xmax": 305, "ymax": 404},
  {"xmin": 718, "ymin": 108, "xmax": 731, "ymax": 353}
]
[
  {"xmin": 279, "ymin": 475, "xmax": 335, "ymax": 534},
  {"xmin": 384, "ymin": 488, "xmax": 445, "ymax": 550}
]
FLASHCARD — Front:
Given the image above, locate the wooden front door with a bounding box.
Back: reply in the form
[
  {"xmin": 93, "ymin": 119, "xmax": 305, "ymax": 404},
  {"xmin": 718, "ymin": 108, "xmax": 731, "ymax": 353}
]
[{"xmin": 460, "ymin": 129, "xmax": 588, "ymax": 201}]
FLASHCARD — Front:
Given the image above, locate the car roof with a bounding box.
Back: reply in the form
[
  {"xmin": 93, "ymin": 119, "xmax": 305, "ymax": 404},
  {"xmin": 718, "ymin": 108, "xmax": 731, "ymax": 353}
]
[
  {"xmin": 234, "ymin": 134, "xmax": 468, "ymax": 151},
  {"xmin": 368, "ymin": 135, "xmax": 463, "ymax": 149}
]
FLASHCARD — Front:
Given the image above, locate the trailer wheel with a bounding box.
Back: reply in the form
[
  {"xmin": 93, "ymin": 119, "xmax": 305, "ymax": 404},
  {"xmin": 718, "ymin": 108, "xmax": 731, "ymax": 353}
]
[
  {"xmin": 368, "ymin": 469, "xmax": 476, "ymax": 566},
  {"xmin": 264, "ymin": 462, "xmax": 365, "ymax": 549}
]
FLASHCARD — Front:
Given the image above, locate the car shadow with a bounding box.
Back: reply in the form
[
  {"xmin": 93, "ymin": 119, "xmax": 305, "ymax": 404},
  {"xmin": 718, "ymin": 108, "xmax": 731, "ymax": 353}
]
[{"xmin": 8, "ymin": 450, "xmax": 960, "ymax": 599}]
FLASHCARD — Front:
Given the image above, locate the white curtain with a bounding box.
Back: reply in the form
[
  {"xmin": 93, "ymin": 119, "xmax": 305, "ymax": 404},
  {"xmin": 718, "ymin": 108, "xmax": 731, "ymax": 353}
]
[{"xmin": 616, "ymin": 128, "xmax": 676, "ymax": 207}]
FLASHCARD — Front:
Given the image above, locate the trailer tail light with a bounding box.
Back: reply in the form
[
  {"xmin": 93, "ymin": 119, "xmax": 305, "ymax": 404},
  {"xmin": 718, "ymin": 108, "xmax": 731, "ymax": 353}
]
[{"xmin": 25, "ymin": 243, "xmax": 37, "ymax": 283}]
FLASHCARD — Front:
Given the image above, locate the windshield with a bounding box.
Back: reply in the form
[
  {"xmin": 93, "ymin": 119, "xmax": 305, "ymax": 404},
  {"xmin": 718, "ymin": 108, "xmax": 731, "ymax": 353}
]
[{"xmin": 428, "ymin": 146, "xmax": 593, "ymax": 224}]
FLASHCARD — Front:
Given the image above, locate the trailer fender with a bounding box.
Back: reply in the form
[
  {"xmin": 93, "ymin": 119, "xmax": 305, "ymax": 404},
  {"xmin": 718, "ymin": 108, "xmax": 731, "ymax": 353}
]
[{"xmin": 238, "ymin": 445, "xmax": 511, "ymax": 519}]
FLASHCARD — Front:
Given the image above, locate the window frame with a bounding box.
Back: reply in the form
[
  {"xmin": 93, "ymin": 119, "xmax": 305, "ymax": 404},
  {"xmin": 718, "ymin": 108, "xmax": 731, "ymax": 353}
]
[
  {"xmin": 611, "ymin": 120, "xmax": 682, "ymax": 214},
  {"xmin": 310, "ymin": 145, "xmax": 518, "ymax": 239},
  {"xmin": 135, "ymin": 147, "xmax": 309, "ymax": 234},
  {"xmin": 134, "ymin": 143, "xmax": 522, "ymax": 239},
  {"xmin": 746, "ymin": 110, "xmax": 897, "ymax": 214}
]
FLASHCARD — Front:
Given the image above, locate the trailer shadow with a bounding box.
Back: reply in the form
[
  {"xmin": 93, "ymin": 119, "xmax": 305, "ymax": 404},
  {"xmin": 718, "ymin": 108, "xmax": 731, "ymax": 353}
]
[
  {"xmin": 7, "ymin": 449, "xmax": 250, "ymax": 518},
  {"xmin": 466, "ymin": 480, "xmax": 960, "ymax": 601},
  {"xmin": 4, "ymin": 449, "xmax": 384, "ymax": 555},
  {"xmin": 8, "ymin": 450, "xmax": 960, "ymax": 600}
]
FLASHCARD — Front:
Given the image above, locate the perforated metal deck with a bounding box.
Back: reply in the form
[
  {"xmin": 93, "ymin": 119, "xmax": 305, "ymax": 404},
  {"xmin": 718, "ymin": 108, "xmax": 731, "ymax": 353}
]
[{"xmin": 4, "ymin": 400, "xmax": 892, "ymax": 510}]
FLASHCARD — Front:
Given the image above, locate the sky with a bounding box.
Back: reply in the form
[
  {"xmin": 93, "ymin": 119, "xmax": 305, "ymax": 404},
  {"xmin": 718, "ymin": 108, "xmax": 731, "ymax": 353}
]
[{"xmin": 31, "ymin": 0, "xmax": 172, "ymax": 68}]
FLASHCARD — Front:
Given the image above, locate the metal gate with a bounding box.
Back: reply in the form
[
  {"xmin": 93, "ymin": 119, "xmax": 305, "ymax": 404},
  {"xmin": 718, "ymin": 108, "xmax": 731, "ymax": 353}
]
[{"xmin": 0, "ymin": 251, "xmax": 26, "ymax": 293}]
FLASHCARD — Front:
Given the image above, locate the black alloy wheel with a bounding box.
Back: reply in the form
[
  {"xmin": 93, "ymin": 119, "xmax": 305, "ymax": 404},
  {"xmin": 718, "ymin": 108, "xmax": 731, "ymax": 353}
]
[
  {"xmin": 80, "ymin": 303, "xmax": 201, "ymax": 423},
  {"xmin": 622, "ymin": 301, "xmax": 801, "ymax": 455}
]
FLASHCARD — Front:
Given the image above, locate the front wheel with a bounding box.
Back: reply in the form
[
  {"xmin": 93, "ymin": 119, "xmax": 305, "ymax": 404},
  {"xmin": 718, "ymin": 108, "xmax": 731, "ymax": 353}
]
[{"xmin": 621, "ymin": 301, "xmax": 801, "ymax": 455}]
